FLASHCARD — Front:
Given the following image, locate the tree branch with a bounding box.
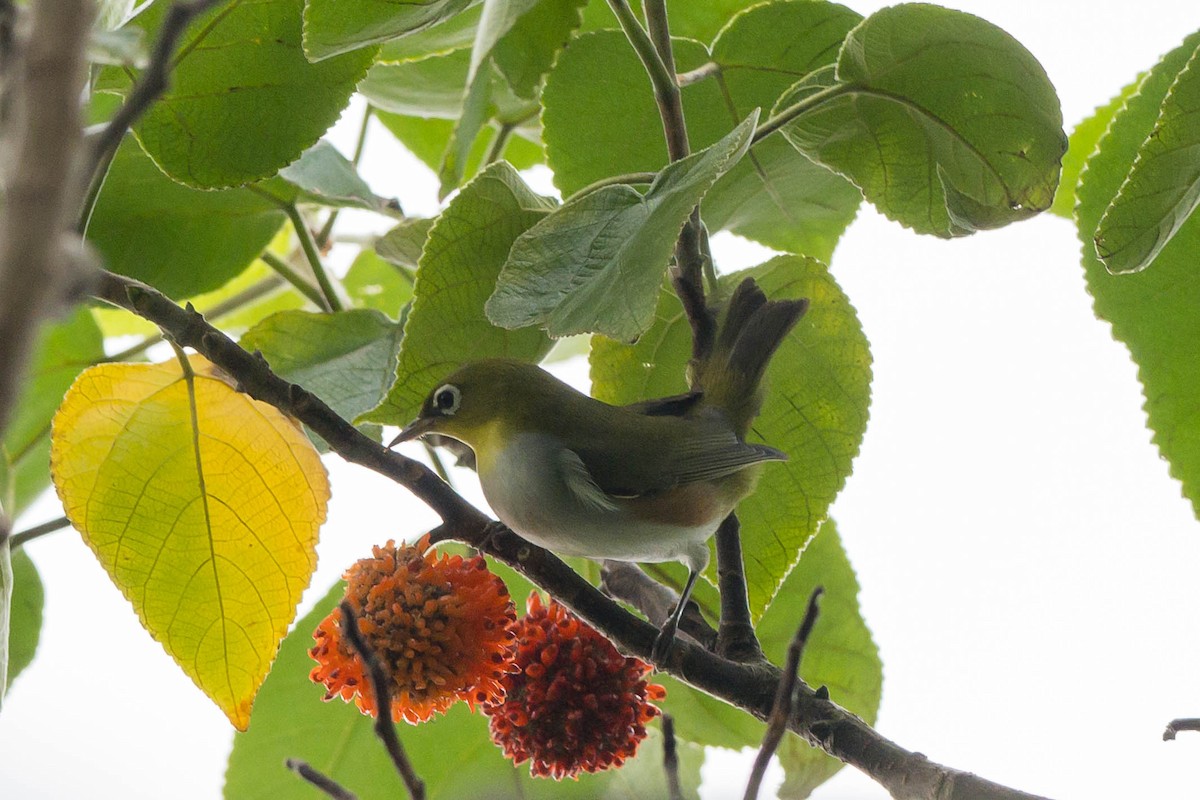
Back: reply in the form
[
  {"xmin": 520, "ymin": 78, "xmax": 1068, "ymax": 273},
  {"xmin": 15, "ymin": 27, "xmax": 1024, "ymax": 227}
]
[
  {"xmin": 0, "ymin": 0, "xmax": 95, "ymax": 441},
  {"xmin": 9, "ymin": 516, "xmax": 71, "ymax": 550},
  {"xmin": 338, "ymin": 602, "xmax": 425, "ymax": 800},
  {"xmin": 284, "ymin": 203, "xmax": 344, "ymax": 312},
  {"xmin": 1163, "ymin": 718, "xmax": 1200, "ymax": 741},
  {"xmin": 92, "ymin": 269, "xmax": 1054, "ymax": 800},
  {"xmin": 744, "ymin": 587, "xmax": 823, "ymax": 800}
]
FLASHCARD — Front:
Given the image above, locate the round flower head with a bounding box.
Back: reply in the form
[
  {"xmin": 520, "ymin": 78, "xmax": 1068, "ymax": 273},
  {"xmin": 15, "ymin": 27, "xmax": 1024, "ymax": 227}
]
[
  {"xmin": 309, "ymin": 535, "xmax": 517, "ymax": 723},
  {"xmin": 485, "ymin": 594, "xmax": 666, "ymax": 779}
]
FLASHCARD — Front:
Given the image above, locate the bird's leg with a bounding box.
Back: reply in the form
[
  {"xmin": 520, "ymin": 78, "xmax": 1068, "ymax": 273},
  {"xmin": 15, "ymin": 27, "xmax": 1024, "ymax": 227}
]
[{"xmin": 651, "ymin": 568, "xmax": 700, "ymax": 665}]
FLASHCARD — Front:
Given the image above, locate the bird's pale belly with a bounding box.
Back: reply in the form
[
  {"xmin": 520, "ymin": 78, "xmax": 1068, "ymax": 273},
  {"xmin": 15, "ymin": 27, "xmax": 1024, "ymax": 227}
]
[{"xmin": 479, "ymin": 433, "xmax": 719, "ymax": 571}]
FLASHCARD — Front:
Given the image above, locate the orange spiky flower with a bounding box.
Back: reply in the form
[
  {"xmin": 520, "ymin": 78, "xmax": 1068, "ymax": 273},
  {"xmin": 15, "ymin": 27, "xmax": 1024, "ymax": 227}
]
[
  {"xmin": 309, "ymin": 535, "xmax": 517, "ymax": 724},
  {"xmin": 485, "ymin": 594, "xmax": 666, "ymax": 779}
]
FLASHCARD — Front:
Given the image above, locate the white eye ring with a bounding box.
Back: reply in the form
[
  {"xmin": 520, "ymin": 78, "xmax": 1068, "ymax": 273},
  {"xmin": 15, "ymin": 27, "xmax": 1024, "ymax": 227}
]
[{"xmin": 433, "ymin": 384, "xmax": 461, "ymax": 415}]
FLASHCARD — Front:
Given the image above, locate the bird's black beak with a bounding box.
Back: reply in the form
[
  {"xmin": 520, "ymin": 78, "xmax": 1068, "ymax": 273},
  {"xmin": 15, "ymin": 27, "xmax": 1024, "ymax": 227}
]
[{"xmin": 388, "ymin": 416, "xmax": 436, "ymax": 448}]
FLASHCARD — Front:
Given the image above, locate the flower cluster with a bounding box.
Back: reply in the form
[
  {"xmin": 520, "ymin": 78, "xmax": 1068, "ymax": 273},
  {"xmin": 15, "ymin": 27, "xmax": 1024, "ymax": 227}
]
[
  {"xmin": 309, "ymin": 535, "xmax": 517, "ymax": 724},
  {"xmin": 484, "ymin": 593, "xmax": 665, "ymax": 779}
]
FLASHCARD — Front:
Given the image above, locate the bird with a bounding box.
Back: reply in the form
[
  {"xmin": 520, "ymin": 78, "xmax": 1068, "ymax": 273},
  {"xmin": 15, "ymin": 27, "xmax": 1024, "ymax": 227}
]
[{"xmin": 392, "ymin": 278, "xmax": 808, "ymax": 662}]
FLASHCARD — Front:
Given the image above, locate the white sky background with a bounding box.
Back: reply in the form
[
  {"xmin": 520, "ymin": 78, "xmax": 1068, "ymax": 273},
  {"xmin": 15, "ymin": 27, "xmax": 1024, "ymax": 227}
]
[{"xmin": 3, "ymin": 1, "xmax": 1200, "ymax": 798}]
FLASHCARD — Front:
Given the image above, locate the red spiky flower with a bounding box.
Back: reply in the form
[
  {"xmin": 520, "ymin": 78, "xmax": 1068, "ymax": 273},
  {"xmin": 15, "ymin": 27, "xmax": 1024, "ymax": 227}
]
[
  {"xmin": 309, "ymin": 535, "xmax": 517, "ymax": 724},
  {"xmin": 485, "ymin": 594, "xmax": 666, "ymax": 779}
]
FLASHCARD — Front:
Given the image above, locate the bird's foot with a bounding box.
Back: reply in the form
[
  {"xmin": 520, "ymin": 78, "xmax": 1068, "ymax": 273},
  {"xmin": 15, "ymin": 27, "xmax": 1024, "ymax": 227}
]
[{"xmin": 650, "ymin": 618, "xmax": 679, "ymax": 666}]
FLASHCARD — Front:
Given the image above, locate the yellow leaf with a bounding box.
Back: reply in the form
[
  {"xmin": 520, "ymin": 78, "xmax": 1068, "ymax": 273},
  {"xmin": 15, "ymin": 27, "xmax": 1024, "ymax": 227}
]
[{"xmin": 50, "ymin": 355, "xmax": 329, "ymax": 729}]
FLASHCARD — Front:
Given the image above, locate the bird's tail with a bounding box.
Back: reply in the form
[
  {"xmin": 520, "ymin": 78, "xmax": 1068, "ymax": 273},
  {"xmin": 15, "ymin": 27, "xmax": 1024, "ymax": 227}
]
[{"xmin": 692, "ymin": 278, "xmax": 808, "ymax": 436}]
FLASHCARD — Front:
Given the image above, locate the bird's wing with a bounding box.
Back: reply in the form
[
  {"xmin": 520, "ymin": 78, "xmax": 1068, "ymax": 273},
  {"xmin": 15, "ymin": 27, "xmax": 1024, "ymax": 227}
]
[
  {"xmin": 558, "ymin": 447, "xmax": 620, "ymax": 512},
  {"xmin": 576, "ymin": 426, "xmax": 786, "ymax": 496},
  {"xmin": 664, "ymin": 434, "xmax": 787, "ymax": 485}
]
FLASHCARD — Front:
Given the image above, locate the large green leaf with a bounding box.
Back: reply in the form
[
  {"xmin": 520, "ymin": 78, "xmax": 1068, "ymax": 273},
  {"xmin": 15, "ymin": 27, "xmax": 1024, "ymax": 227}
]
[
  {"xmin": 541, "ymin": 14, "xmax": 863, "ymax": 261},
  {"xmin": 3, "ymin": 549, "xmax": 43, "ymax": 691},
  {"xmin": 240, "ymin": 310, "xmax": 403, "ymax": 451},
  {"xmin": 378, "ymin": 4, "xmax": 482, "ymax": 62},
  {"xmin": 1095, "ymin": 43, "xmax": 1200, "ymax": 274},
  {"xmin": 303, "ymin": 0, "xmax": 475, "ymax": 61},
  {"xmin": 0, "ymin": 309, "xmax": 104, "ymax": 518},
  {"xmin": 365, "ymin": 163, "xmax": 557, "ymax": 426},
  {"xmin": 88, "ymin": 139, "xmax": 286, "ymax": 298},
  {"xmin": 1076, "ymin": 31, "xmax": 1200, "ymax": 520},
  {"xmin": 224, "ymin": 581, "xmax": 704, "ymax": 799},
  {"xmin": 776, "ymin": 3, "xmax": 1066, "ymax": 236},
  {"xmin": 486, "ymin": 113, "xmax": 756, "ymax": 341},
  {"xmin": 590, "ymin": 256, "xmax": 871, "ymax": 615},
  {"xmin": 1051, "ymin": 77, "xmax": 1142, "ymax": 219},
  {"xmin": 114, "ymin": 0, "xmax": 376, "ymax": 188}
]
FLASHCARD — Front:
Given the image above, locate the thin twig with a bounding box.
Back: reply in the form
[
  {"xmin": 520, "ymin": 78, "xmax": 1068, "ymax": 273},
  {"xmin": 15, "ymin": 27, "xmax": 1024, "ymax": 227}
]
[
  {"xmin": 752, "ymin": 81, "xmax": 851, "ymax": 144},
  {"xmin": 662, "ymin": 713, "xmax": 684, "ymax": 800},
  {"xmin": 714, "ymin": 513, "xmax": 763, "ymax": 661},
  {"xmin": 82, "ymin": 0, "xmax": 228, "ymax": 231},
  {"xmin": 338, "ymin": 602, "xmax": 426, "ymax": 800},
  {"xmin": 95, "ymin": 268, "xmax": 1055, "ymax": 800},
  {"xmin": 607, "ymin": 0, "xmax": 713, "ymax": 361},
  {"xmin": 9, "ymin": 516, "xmax": 71, "ymax": 550},
  {"xmin": 285, "ymin": 759, "xmax": 357, "ymax": 800},
  {"xmin": 259, "ymin": 250, "xmax": 330, "ymax": 310},
  {"xmin": 284, "ymin": 204, "xmax": 344, "ymax": 312},
  {"xmin": 1164, "ymin": 719, "xmax": 1200, "ymax": 741},
  {"xmin": 677, "ymin": 61, "xmax": 721, "ymax": 87},
  {"xmin": 744, "ymin": 587, "xmax": 824, "ymax": 800},
  {"xmin": 484, "ymin": 122, "xmax": 516, "ymax": 166}
]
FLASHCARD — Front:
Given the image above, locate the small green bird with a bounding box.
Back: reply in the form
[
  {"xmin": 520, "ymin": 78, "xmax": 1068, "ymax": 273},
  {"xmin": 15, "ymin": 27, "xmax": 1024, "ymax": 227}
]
[{"xmin": 393, "ymin": 279, "xmax": 807, "ymax": 660}]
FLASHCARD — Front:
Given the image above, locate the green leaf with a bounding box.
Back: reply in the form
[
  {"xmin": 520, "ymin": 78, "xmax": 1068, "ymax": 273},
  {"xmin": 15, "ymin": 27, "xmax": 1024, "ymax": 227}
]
[
  {"xmin": 1076, "ymin": 31, "xmax": 1200, "ymax": 520},
  {"xmin": 487, "ymin": 113, "xmax": 757, "ymax": 340},
  {"xmin": 374, "ymin": 110, "xmax": 543, "ymax": 174},
  {"xmin": 776, "ymin": 3, "xmax": 1066, "ymax": 236},
  {"xmin": 362, "ymin": 49, "xmax": 474, "ymax": 119},
  {"xmin": 480, "ymin": 0, "xmax": 584, "ymax": 99},
  {"xmin": 378, "ymin": 4, "xmax": 482, "ymax": 62},
  {"xmin": 365, "ymin": 163, "xmax": 557, "ymax": 426},
  {"xmin": 118, "ymin": 0, "xmax": 376, "ymax": 188},
  {"xmin": 241, "ymin": 310, "xmax": 403, "ymax": 450},
  {"xmin": 303, "ymin": 0, "xmax": 475, "ymax": 61},
  {"xmin": 87, "ymin": 138, "xmax": 286, "ymax": 298},
  {"xmin": 1052, "ymin": 79, "xmax": 1142, "ymax": 220},
  {"xmin": 375, "ymin": 218, "xmax": 436, "ymax": 271},
  {"xmin": 649, "ymin": 520, "xmax": 880, "ymax": 799},
  {"xmin": 4, "ymin": 549, "xmax": 44, "ymax": 691},
  {"xmin": 278, "ymin": 140, "xmax": 397, "ymax": 215},
  {"xmin": 590, "ymin": 256, "xmax": 871, "ymax": 615},
  {"xmin": 1095, "ymin": 44, "xmax": 1200, "ymax": 274},
  {"xmin": 345, "ymin": 248, "xmax": 415, "ymax": 318},
  {"xmin": 542, "ymin": 9, "xmax": 864, "ymax": 261},
  {"xmin": 0, "ymin": 309, "xmax": 104, "ymax": 518},
  {"xmin": 579, "ymin": 0, "xmax": 759, "ymax": 43},
  {"xmin": 225, "ymin": 581, "xmax": 704, "ymax": 800}
]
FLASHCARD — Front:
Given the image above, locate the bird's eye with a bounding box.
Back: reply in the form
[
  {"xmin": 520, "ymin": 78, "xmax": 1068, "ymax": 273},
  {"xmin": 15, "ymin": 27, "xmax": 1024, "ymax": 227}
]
[{"xmin": 433, "ymin": 384, "xmax": 461, "ymax": 415}]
